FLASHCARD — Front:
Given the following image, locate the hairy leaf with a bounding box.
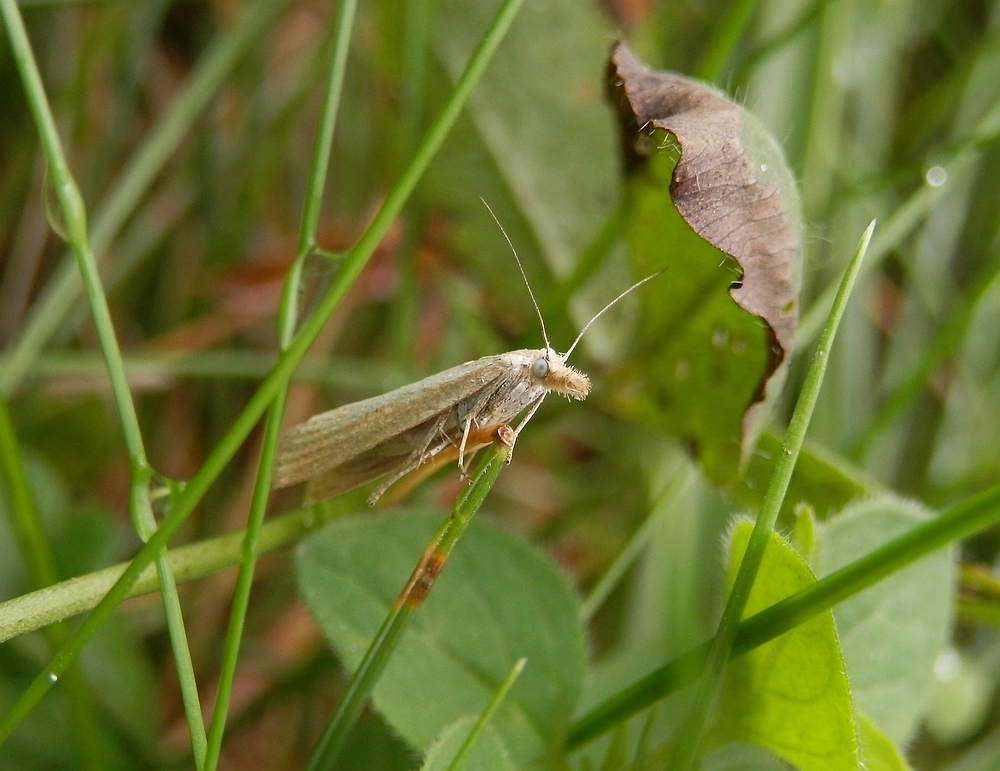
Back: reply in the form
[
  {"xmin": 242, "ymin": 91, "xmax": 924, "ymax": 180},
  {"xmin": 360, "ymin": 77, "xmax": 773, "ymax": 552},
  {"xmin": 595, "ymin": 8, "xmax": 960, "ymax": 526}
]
[
  {"xmin": 820, "ymin": 496, "xmax": 956, "ymax": 745},
  {"xmin": 296, "ymin": 511, "xmax": 585, "ymax": 766},
  {"xmin": 716, "ymin": 521, "xmax": 857, "ymax": 770},
  {"xmin": 607, "ymin": 43, "xmax": 801, "ymax": 481}
]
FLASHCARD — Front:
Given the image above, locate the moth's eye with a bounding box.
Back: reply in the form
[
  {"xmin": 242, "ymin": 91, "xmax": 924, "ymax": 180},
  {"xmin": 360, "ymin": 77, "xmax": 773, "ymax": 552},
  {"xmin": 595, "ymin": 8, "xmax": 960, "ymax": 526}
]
[{"xmin": 531, "ymin": 358, "xmax": 549, "ymax": 378}]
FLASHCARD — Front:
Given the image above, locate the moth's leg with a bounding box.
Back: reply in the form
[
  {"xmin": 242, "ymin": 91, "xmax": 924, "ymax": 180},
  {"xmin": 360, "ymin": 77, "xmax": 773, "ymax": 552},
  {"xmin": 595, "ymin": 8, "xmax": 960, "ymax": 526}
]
[
  {"xmin": 507, "ymin": 397, "xmax": 545, "ymax": 462},
  {"xmin": 427, "ymin": 417, "xmax": 474, "ymax": 480},
  {"xmin": 455, "ymin": 383, "xmax": 503, "ymax": 472},
  {"xmin": 414, "ymin": 412, "xmax": 449, "ymax": 461},
  {"xmin": 366, "ymin": 442, "xmax": 449, "ymax": 504},
  {"xmin": 430, "ymin": 410, "xmax": 475, "ymax": 481},
  {"xmin": 458, "ymin": 417, "xmax": 475, "ymax": 474},
  {"xmin": 366, "ymin": 414, "xmax": 450, "ymax": 504},
  {"xmin": 367, "ymin": 422, "xmax": 506, "ymax": 505}
]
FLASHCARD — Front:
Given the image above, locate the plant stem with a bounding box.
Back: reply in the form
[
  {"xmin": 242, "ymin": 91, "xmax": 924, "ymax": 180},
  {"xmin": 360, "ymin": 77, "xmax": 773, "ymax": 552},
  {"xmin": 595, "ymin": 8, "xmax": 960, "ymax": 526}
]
[
  {"xmin": 29, "ymin": 350, "xmax": 401, "ymax": 391},
  {"xmin": 667, "ymin": 221, "xmax": 874, "ymax": 770},
  {"xmin": 445, "ymin": 658, "xmax": 526, "ymax": 771},
  {"xmin": 307, "ymin": 434, "xmax": 513, "ymax": 770},
  {"xmin": 0, "ymin": 504, "xmax": 339, "ymax": 644},
  {"xmin": 566, "ymin": 447, "xmax": 1000, "ymax": 751},
  {"xmin": 0, "ymin": 0, "xmax": 207, "ymax": 759},
  {"xmin": 203, "ymin": 0, "xmax": 358, "ymax": 766},
  {"xmin": 0, "ymin": 0, "xmax": 523, "ymax": 745}
]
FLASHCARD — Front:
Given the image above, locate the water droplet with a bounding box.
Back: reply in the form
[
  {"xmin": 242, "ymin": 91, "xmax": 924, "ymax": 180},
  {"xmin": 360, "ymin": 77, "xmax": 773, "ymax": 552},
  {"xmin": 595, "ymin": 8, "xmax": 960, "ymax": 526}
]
[
  {"xmin": 925, "ymin": 165, "xmax": 947, "ymax": 187},
  {"xmin": 47, "ymin": 672, "xmax": 58, "ymax": 683},
  {"xmin": 760, "ymin": 163, "xmax": 768, "ymax": 172},
  {"xmin": 934, "ymin": 648, "xmax": 961, "ymax": 680}
]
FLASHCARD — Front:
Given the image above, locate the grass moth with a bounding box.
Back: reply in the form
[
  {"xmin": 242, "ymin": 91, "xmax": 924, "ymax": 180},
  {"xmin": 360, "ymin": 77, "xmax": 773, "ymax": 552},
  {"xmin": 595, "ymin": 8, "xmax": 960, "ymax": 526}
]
[{"xmin": 274, "ymin": 205, "xmax": 659, "ymax": 505}]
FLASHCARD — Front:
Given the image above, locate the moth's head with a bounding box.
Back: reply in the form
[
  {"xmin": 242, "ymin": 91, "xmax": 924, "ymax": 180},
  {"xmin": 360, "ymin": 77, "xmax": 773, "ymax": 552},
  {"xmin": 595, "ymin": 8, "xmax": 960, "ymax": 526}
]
[{"xmin": 529, "ymin": 349, "xmax": 591, "ymax": 400}]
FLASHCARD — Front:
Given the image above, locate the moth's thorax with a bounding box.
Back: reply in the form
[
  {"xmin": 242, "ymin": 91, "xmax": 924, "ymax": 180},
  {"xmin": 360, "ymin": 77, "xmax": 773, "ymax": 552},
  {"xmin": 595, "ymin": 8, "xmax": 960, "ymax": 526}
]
[{"xmin": 506, "ymin": 348, "xmax": 591, "ymax": 400}]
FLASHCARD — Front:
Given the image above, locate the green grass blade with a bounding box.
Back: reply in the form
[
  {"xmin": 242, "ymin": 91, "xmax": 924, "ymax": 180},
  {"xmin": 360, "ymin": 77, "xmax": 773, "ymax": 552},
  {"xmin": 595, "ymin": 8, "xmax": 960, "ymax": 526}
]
[
  {"xmin": 0, "ymin": 0, "xmax": 289, "ymax": 395},
  {"xmin": 566, "ymin": 476, "xmax": 1000, "ymax": 751},
  {"xmin": 203, "ymin": 1, "xmax": 359, "ymax": 765},
  {"xmin": 306, "ymin": 439, "xmax": 512, "ymax": 770},
  {"xmin": 0, "ymin": 0, "xmax": 523, "ymax": 745},
  {"xmin": 0, "ymin": 0, "xmax": 208, "ymax": 758},
  {"xmin": 668, "ymin": 221, "xmax": 875, "ymax": 770},
  {"xmin": 695, "ymin": 0, "xmax": 761, "ymax": 82},
  {"xmin": 444, "ymin": 658, "xmax": 526, "ymax": 771}
]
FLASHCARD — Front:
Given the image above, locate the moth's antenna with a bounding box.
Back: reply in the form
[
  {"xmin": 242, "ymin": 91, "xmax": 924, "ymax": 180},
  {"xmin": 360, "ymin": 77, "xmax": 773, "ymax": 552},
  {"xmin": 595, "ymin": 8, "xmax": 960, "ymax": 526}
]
[
  {"xmin": 564, "ymin": 269, "xmax": 666, "ymax": 359},
  {"xmin": 481, "ymin": 198, "xmax": 551, "ymax": 352}
]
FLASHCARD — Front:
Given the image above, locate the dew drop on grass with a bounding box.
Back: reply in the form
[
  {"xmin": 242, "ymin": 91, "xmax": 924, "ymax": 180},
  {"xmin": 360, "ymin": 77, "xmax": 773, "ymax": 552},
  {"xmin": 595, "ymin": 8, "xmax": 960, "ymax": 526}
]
[
  {"xmin": 934, "ymin": 648, "xmax": 961, "ymax": 680},
  {"xmin": 925, "ymin": 166, "xmax": 947, "ymax": 187}
]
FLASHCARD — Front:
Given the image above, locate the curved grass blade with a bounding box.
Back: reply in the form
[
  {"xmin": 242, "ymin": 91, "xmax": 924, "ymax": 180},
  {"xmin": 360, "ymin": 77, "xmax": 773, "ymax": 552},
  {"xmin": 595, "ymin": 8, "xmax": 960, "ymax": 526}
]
[
  {"xmin": 306, "ymin": 430, "xmax": 513, "ymax": 770},
  {"xmin": 0, "ymin": 0, "xmax": 525, "ymax": 743}
]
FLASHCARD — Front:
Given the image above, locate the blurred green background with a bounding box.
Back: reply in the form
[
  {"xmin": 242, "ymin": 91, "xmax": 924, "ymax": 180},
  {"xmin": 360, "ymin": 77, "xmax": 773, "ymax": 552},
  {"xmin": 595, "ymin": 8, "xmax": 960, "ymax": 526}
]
[{"xmin": 2, "ymin": 0, "xmax": 1000, "ymax": 768}]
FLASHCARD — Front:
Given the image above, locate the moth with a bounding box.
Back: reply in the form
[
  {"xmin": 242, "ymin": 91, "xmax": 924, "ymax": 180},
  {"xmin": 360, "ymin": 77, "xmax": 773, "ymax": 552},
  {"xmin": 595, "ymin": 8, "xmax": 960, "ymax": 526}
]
[
  {"xmin": 273, "ymin": 207, "xmax": 660, "ymax": 505},
  {"xmin": 273, "ymin": 346, "xmax": 590, "ymax": 504}
]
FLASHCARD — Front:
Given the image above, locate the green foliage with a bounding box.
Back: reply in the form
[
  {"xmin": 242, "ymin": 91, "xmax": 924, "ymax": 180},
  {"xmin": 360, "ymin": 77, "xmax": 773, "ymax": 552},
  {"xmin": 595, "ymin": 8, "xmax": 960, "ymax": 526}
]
[
  {"xmin": 421, "ymin": 720, "xmax": 517, "ymax": 771},
  {"xmin": 820, "ymin": 497, "xmax": 955, "ymax": 745},
  {"xmin": 701, "ymin": 742, "xmax": 794, "ymax": 770},
  {"xmin": 717, "ymin": 521, "xmax": 857, "ymax": 771},
  {"xmin": 616, "ymin": 141, "xmax": 771, "ymax": 480},
  {"xmin": 735, "ymin": 432, "xmax": 873, "ymax": 524},
  {"xmin": 0, "ymin": 455, "xmax": 156, "ymax": 770},
  {"xmin": 1, "ymin": 0, "xmax": 998, "ymax": 768},
  {"xmin": 856, "ymin": 713, "xmax": 911, "ymax": 771},
  {"xmin": 297, "ymin": 511, "xmax": 584, "ymax": 766}
]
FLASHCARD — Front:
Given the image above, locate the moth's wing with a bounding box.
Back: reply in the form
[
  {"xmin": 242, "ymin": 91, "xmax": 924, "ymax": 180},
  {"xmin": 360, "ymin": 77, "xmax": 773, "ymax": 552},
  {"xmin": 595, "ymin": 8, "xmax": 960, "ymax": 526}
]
[
  {"xmin": 306, "ymin": 452, "xmax": 413, "ymax": 502},
  {"xmin": 304, "ymin": 416, "xmax": 440, "ymax": 501},
  {"xmin": 305, "ymin": 418, "xmax": 503, "ymax": 504},
  {"xmin": 273, "ymin": 356, "xmax": 510, "ymax": 488}
]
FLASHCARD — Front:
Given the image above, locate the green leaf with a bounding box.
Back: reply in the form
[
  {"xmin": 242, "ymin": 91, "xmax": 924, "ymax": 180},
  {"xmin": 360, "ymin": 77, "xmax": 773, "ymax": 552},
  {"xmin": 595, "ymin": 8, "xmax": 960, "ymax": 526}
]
[
  {"xmin": 790, "ymin": 502, "xmax": 817, "ymax": 561},
  {"xmin": 17, "ymin": 396, "xmax": 119, "ymax": 489},
  {"xmin": 606, "ymin": 43, "xmax": 802, "ymax": 483},
  {"xmin": 715, "ymin": 520, "xmax": 857, "ymax": 771},
  {"xmin": 702, "ymin": 742, "xmax": 794, "ymax": 770},
  {"xmin": 78, "ymin": 617, "xmax": 159, "ymax": 753},
  {"xmin": 335, "ymin": 709, "xmax": 416, "ymax": 771},
  {"xmin": 923, "ymin": 648, "xmax": 992, "ymax": 745},
  {"xmin": 0, "ymin": 450, "xmax": 68, "ymax": 598},
  {"xmin": 422, "ymin": 0, "xmax": 619, "ymax": 339},
  {"xmin": 0, "ymin": 451, "xmax": 156, "ymax": 764},
  {"xmin": 732, "ymin": 432, "xmax": 873, "ymax": 524},
  {"xmin": 296, "ymin": 510, "xmax": 585, "ymax": 767},
  {"xmin": 856, "ymin": 711, "xmax": 911, "ymax": 771},
  {"xmin": 0, "ymin": 677, "xmax": 78, "ymax": 771},
  {"xmin": 420, "ymin": 718, "xmax": 516, "ymax": 771},
  {"xmin": 820, "ymin": 496, "xmax": 956, "ymax": 745}
]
